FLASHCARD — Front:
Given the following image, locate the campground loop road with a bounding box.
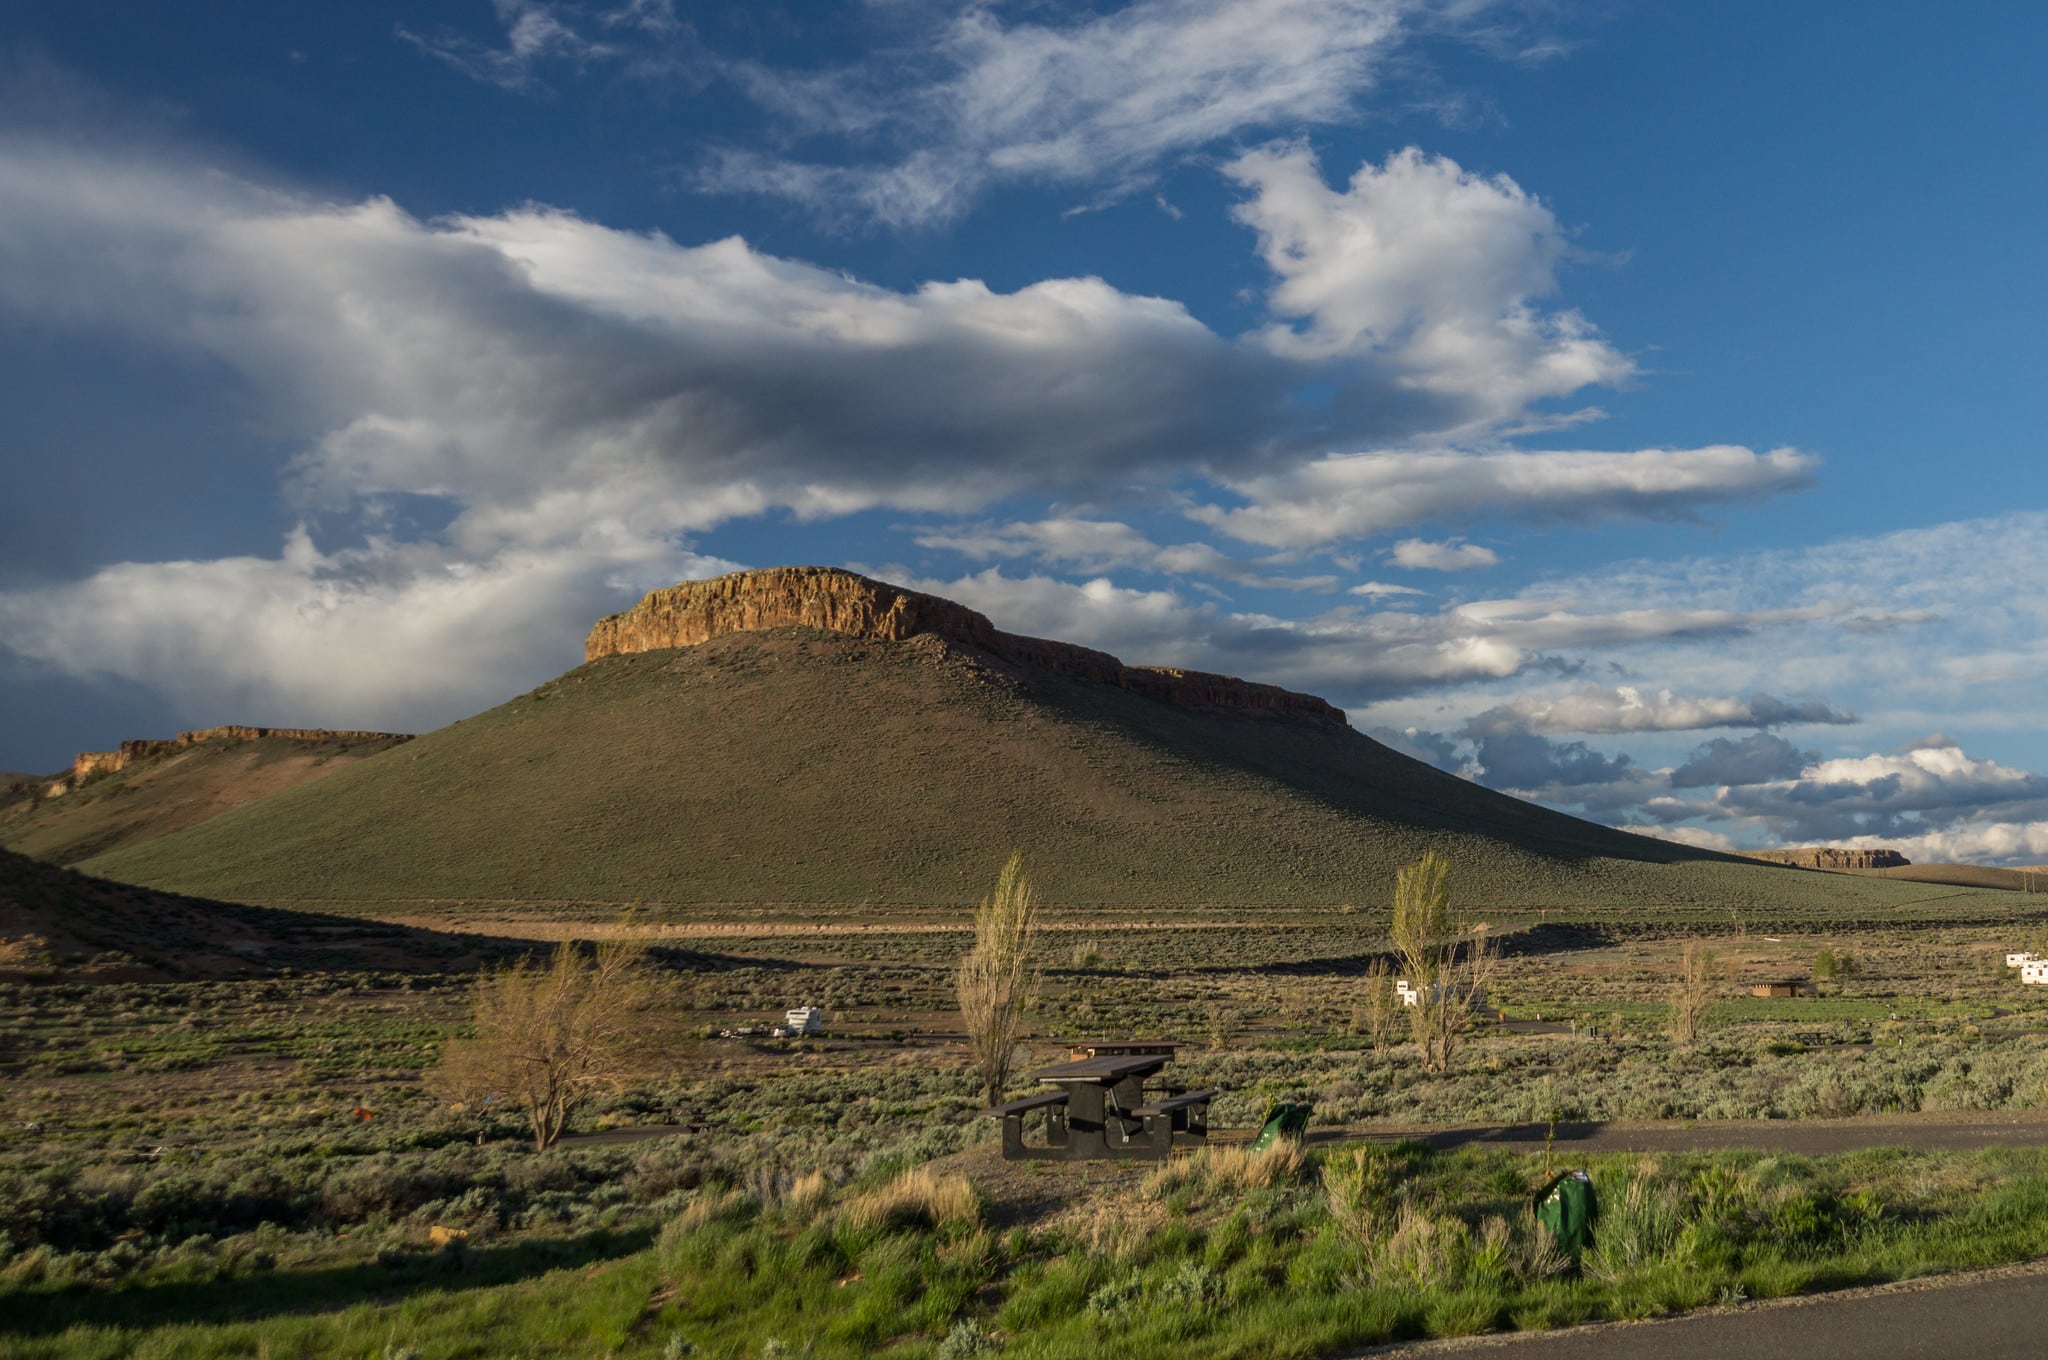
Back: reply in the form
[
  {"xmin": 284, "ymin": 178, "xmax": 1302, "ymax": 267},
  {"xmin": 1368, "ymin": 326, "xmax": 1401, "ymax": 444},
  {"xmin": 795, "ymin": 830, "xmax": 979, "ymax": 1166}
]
[
  {"xmin": 1362, "ymin": 1261, "xmax": 2048, "ymax": 1358},
  {"xmin": 1333, "ymin": 1109, "xmax": 2048, "ymax": 1156}
]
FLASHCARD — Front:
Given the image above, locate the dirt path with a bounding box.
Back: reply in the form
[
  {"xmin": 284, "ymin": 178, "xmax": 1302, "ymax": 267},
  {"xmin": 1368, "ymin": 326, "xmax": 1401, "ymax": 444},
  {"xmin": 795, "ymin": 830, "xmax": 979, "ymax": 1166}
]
[{"xmin": 384, "ymin": 915, "xmax": 1292, "ymax": 941}]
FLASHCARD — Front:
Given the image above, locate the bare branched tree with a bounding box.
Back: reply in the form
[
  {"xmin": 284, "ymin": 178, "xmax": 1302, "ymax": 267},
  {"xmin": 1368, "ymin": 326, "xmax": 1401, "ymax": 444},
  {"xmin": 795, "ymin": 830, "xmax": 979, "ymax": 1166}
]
[
  {"xmin": 958, "ymin": 852, "xmax": 1038, "ymax": 1108},
  {"xmin": 1669, "ymin": 939, "xmax": 1717, "ymax": 1044},
  {"xmin": 437, "ymin": 937, "xmax": 663, "ymax": 1150},
  {"xmin": 1389, "ymin": 852, "xmax": 1492, "ymax": 1072}
]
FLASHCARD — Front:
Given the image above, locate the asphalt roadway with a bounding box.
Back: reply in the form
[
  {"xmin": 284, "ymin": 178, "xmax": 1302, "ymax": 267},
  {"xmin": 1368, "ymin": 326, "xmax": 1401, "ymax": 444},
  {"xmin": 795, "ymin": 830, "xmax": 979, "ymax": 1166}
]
[
  {"xmin": 1338, "ymin": 1108, "xmax": 2048, "ymax": 1156},
  {"xmin": 1365, "ymin": 1262, "xmax": 2048, "ymax": 1358}
]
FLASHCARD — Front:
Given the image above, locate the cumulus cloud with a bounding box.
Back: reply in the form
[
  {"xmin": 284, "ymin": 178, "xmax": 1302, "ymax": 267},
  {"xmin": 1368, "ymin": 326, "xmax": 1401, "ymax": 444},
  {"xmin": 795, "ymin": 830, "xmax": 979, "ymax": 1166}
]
[
  {"xmin": 1226, "ymin": 145, "xmax": 1631, "ymax": 425},
  {"xmin": 1712, "ymin": 742, "xmax": 2048, "ymax": 836},
  {"xmin": 1468, "ymin": 730, "xmax": 1638, "ymax": 790},
  {"xmin": 1390, "ymin": 538, "xmax": 1498, "ymax": 570},
  {"xmin": 0, "ymin": 139, "xmax": 1297, "ymax": 539},
  {"xmin": 1826, "ymin": 823, "xmax": 2048, "ymax": 867},
  {"xmin": 8, "ymin": 125, "xmax": 1794, "ymax": 731},
  {"xmin": 1668, "ymin": 733, "xmax": 1816, "ymax": 789},
  {"xmin": 698, "ymin": 0, "xmax": 1478, "ymax": 227},
  {"xmin": 1192, "ymin": 445, "xmax": 1817, "ymax": 549},
  {"xmin": 0, "ymin": 526, "xmax": 739, "ymax": 730},
  {"xmin": 1460, "ymin": 686, "xmax": 1855, "ymax": 737}
]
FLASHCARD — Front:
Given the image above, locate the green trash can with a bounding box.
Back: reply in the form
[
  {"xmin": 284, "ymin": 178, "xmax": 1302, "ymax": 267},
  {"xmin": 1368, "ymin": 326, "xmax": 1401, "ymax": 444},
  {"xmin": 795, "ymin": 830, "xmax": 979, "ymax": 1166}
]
[
  {"xmin": 1532, "ymin": 1169, "xmax": 1597, "ymax": 1263},
  {"xmin": 1249, "ymin": 1101, "xmax": 1313, "ymax": 1152}
]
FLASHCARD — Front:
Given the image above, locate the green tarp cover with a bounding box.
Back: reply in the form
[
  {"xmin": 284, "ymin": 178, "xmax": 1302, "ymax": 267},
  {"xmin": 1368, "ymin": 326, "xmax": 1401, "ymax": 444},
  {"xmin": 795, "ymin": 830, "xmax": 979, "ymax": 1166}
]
[
  {"xmin": 1250, "ymin": 1102, "xmax": 1313, "ymax": 1152},
  {"xmin": 1533, "ymin": 1169, "xmax": 1598, "ymax": 1260}
]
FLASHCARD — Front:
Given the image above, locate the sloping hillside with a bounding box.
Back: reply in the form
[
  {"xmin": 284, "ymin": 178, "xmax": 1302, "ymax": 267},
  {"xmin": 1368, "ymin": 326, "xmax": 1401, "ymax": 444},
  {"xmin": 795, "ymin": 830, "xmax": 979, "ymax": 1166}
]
[
  {"xmin": 2, "ymin": 729, "xmax": 411, "ymax": 865},
  {"xmin": 79, "ymin": 569, "xmax": 1990, "ymax": 919},
  {"xmin": 1850, "ymin": 863, "xmax": 2048, "ymax": 892}
]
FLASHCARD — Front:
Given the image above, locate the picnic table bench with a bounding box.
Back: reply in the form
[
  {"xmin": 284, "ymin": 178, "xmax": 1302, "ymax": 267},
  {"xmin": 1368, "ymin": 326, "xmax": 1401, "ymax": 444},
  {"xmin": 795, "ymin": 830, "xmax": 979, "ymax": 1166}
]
[{"xmin": 980, "ymin": 1043, "xmax": 1218, "ymax": 1161}]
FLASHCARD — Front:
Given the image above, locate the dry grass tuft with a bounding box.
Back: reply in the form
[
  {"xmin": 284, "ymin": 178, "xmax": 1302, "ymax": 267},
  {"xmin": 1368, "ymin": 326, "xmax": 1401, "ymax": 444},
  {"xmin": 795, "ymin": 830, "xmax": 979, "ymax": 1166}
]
[
  {"xmin": 782, "ymin": 1170, "xmax": 832, "ymax": 1217},
  {"xmin": 1147, "ymin": 1140, "xmax": 1306, "ymax": 1201},
  {"xmin": 843, "ymin": 1168, "xmax": 980, "ymax": 1234},
  {"xmin": 676, "ymin": 1187, "xmax": 748, "ymax": 1234}
]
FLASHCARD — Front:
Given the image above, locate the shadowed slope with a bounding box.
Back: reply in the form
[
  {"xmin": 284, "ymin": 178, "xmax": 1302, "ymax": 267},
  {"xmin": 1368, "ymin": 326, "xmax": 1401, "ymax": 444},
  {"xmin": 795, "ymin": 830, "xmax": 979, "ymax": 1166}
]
[
  {"xmin": 78, "ymin": 620, "xmax": 1968, "ymax": 918},
  {"xmin": 0, "ymin": 848, "xmax": 503, "ymax": 980},
  {"xmin": 2, "ymin": 730, "xmax": 412, "ymax": 866}
]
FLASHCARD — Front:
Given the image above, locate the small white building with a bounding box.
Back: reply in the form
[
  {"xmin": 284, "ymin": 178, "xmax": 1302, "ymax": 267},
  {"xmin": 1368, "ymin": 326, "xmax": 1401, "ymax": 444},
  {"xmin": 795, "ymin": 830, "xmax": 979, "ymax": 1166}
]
[
  {"xmin": 2008, "ymin": 953, "xmax": 2039, "ymax": 968},
  {"xmin": 2021, "ymin": 963, "xmax": 2048, "ymax": 987},
  {"xmin": 1394, "ymin": 979, "xmax": 1487, "ymax": 1010},
  {"xmin": 784, "ymin": 1006, "xmax": 826, "ymax": 1034}
]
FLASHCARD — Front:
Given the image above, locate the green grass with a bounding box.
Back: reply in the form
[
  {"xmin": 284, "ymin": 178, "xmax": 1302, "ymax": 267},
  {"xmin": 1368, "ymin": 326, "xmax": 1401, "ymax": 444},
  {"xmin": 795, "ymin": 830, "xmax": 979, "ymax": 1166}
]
[{"xmin": 14, "ymin": 1143, "xmax": 2048, "ymax": 1358}]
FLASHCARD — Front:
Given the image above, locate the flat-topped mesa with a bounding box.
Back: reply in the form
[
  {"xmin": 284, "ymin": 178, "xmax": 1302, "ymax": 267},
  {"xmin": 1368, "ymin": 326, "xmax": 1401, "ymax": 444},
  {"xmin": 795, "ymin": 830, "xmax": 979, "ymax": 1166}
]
[
  {"xmin": 67, "ymin": 727, "xmax": 413, "ymax": 786},
  {"xmin": 586, "ymin": 566, "xmax": 1348, "ymax": 726},
  {"xmin": 1745, "ymin": 847, "xmax": 1911, "ymax": 870}
]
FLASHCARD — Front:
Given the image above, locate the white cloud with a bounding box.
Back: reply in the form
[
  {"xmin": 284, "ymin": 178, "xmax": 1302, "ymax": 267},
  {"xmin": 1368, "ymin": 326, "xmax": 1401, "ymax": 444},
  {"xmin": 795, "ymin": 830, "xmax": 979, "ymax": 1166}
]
[
  {"xmin": 0, "ymin": 526, "xmax": 738, "ymax": 729},
  {"xmin": 873, "ymin": 569, "xmax": 1845, "ymax": 706},
  {"xmin": 0, "ymin": 139, "xmax": 1293, "ymax": 548},
  {"xmin": 1390, "ymin": 538, "xmax": 1498, "ymax": 570},
  {"xmin": 912, "ymin": 517, "xmax": 1337, "ymax": 591},
  {"xmin": 1825, "ymin": 822, "xmax": 2048, "ymax": 866},
  {"xmin": 1226, "ymin": 145, "xmax": 1631, "ymax": 425},
  {"xmin": 1463, "ymin": 686, "xmax": 1856, "ymax": 736},
  {"xmin": 1718, "ymin": 743, "xmax": 2048, "ymax": 827},
  {"xmin": 1193, "ymin": 445, "xmax": 1816, "ymax": 549},
  {"xmin": 1349, "ymin": 580, "xmax": 1426, "ymax": 598},
  {"xmin": 701, "ymin": 0, "xmax": 1461, "ymax": 227}
]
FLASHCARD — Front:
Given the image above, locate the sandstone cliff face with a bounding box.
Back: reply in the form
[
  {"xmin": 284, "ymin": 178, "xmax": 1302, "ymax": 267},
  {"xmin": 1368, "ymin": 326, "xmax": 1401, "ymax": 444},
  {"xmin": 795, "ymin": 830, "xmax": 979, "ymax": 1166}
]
[
  {"xmin": 58, "ymin": 727, "xmax": 413, "ymax": 793},
  {"xmin": 586, "ymin": 566, "xmax": 1348, "ymax": 725},
  {"xmin": 1746, "ymin": 847, "xmax": 1911, "ymax": 870}
]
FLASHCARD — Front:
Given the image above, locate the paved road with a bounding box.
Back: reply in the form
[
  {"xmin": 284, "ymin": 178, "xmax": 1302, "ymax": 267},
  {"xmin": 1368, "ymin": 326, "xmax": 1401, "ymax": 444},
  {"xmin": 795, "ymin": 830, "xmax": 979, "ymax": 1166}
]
[
  {"xmin": 1365, "ymin": 1263, "xmax": 2048, "ymax": 1358},
  {"xmin": 1330, "ymin": 1109, "xmax": 2048, "ymax": 1156}
]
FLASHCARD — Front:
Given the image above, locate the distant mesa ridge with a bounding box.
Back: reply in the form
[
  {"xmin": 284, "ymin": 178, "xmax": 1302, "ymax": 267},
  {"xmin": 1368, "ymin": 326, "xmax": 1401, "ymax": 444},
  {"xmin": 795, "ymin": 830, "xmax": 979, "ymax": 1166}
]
[
  {"xmin": 586, "ymin": 566, "xmax": 1349, "ymax": 726},
  {"xmin": 36, "ymin": 726, "xmax": 414, "ymax": 797},
  {"xmin": 1745, "ymin": 847, "xmax": 1911, "ymax": 870}
]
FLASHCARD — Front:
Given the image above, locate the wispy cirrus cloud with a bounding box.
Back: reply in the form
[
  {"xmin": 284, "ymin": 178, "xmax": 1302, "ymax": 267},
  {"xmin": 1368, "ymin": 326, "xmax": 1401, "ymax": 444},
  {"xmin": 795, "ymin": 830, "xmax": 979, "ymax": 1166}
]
[
  {"xmin": 398, "ymin": 0, "xmax": 685, "ymax": 95},
  {"xmin": 698, "ymin": 0, "xmax": 1511, "ymax": 228}
]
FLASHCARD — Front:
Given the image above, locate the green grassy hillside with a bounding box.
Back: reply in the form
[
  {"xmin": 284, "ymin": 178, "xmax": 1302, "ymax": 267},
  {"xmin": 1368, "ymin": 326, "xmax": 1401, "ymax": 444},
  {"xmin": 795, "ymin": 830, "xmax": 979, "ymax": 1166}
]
[
  {"xmin": 81, "ymin": 627, "xmax": 1998, "ymax": 919},
  {"xmin": 1, "ymin": 732, "xmax": 410, "ymax": 865}
]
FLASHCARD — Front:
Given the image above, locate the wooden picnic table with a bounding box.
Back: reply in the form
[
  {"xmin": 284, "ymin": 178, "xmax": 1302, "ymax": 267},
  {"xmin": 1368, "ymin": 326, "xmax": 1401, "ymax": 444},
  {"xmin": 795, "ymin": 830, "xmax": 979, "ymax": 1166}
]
[{"xmin": 981, "ymin": 1045, "xmax": 1217, "ymax": 1161}]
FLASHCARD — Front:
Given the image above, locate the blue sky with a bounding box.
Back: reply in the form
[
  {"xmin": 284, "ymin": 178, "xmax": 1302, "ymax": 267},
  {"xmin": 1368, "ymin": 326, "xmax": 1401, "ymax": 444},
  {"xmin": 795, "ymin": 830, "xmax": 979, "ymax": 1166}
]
[{"xmin": 4, "ymin": 1, "xmax": 2047, "ymax": 864}]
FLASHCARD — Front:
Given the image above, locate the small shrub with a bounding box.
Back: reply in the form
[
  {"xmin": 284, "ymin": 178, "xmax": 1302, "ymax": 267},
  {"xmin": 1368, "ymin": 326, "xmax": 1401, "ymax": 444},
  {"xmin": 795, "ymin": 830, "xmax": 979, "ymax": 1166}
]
[
  {"xmin": 1375, "ymin": 1204, "xmax": 1468, "ymax": 1291},
  {"xmin": 1159, "ymin": 1260, "xmax": 1226, "ymax": 1312},
  {"xmin": 937, "ymin": 1317, "xmax": 999, "ymax": 1359},
  {"xmin": 1086, "ymin": 1276, "xmax": 1141, "ymax": 1320},
  {"xmin": 1322, "ymin": 1145, "xmax": 1398, "ymax": 1245}
]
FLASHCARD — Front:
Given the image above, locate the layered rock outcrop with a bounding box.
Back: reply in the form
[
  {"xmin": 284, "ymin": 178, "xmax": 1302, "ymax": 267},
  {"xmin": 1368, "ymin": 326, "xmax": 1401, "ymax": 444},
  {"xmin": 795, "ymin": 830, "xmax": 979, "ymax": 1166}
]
[
  {"xmin": 1746, "ymin": 847, "xmax": 1911, "ymax": 870},
  {"xmin": 586, "ymin": 567, "xmax": 1348, "ymax": 725}
]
